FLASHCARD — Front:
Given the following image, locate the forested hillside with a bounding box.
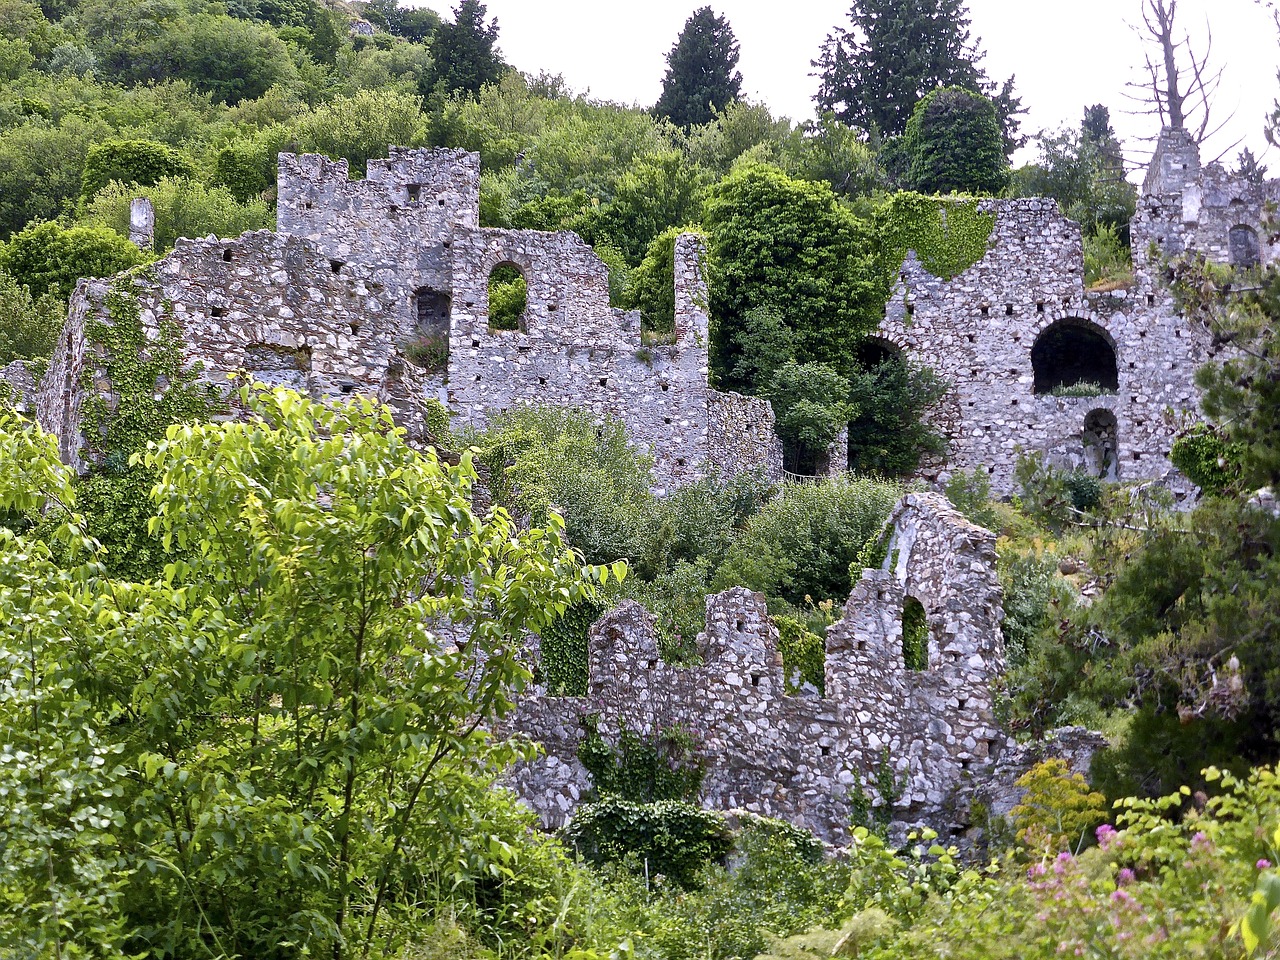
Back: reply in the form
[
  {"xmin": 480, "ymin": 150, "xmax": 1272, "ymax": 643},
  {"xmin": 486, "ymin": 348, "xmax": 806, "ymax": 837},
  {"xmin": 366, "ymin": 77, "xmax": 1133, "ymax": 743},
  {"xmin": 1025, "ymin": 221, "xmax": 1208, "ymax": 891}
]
[{"xmin": 2, "ymin": 0, "xmax": 1280, "ymax": 957}]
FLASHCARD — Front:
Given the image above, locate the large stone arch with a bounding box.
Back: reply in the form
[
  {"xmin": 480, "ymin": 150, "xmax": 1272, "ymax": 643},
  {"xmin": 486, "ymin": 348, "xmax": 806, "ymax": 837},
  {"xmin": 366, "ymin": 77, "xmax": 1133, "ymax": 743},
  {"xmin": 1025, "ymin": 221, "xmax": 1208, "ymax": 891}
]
[{"xmin": 1030, "ymin": 316, "xmax": 1119, "ymax": 394}]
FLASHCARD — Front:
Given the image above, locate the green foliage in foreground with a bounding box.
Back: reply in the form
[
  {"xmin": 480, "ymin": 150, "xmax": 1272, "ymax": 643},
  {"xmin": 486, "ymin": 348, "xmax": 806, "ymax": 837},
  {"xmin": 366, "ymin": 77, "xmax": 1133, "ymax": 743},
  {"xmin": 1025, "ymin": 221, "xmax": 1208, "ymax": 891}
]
[{"xmin": 0, "ymin": 387, "xmax": 614, "ymax": 959}]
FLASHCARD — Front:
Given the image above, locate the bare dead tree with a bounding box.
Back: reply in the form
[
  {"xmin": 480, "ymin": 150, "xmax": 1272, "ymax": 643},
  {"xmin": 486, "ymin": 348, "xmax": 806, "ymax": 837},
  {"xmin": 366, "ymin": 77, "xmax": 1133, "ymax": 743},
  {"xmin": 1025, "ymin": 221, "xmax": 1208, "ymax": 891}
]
[{"xmin": 1124, "ymin": 0, "xmax": 1235, "ymax": 152}]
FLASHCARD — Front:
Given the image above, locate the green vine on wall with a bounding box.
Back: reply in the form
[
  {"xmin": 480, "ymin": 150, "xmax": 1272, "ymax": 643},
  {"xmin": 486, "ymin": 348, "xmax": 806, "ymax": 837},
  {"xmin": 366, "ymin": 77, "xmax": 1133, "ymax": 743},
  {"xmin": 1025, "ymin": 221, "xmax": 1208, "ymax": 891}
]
[
  {"xmin": 538, "ymin": 599, "xmax": 604, "ymax": 696},
  {"xmin": 879, "ymin": 192, "xmax": 996, "ymax": 281},
  {"xmin": 577, "ymin": 714, "xmax": 705, "ymax": 803},
  {"xmin": 80, "ymin": 269, "xmax": 224, "ymax": 462}
]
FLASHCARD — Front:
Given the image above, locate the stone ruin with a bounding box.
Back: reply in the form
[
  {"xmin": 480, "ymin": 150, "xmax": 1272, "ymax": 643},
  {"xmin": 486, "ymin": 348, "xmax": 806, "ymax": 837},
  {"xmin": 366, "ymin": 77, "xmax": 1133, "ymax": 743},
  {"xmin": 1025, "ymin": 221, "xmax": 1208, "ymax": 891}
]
[
  {"xmin": 504, "ymin": 491, "xmax": 1102, "ymax": 844},
  {"xmin": 868, "ymin": 127, "xmax": 1272, "ymax": 497},
  {"xmin": 8, "ymin": 131, "xmax": 1273, "ymax": 496},
  {"xmin": 30, "ymin": 147, "xmax": 782, "ymax": 487}
]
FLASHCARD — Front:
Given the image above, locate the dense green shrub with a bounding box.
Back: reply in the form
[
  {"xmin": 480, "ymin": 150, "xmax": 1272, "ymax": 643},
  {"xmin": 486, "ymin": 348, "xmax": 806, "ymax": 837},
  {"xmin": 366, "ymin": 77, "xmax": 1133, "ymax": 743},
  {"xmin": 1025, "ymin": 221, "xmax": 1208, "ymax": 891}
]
[
  {"xmin": 1171, "ymin": 423, "xmax": 1242, "ymax": 493},
  {"xmin": 80, "ymin": 137, "xmax": 196, "ymax": 200},
  {"xmin": 715, "ymin": 476, "xmax": 901, "ymax": 607},
  {"xmin": 0, "ymin": 220, "xmax": 145, "ymax": 300},
  {"xmin": 623, "ymin": 224, "xmax": 700, "ymax": 340},
  {"xmin": 474, "ymin": 407, "xmax": 651, "ymax": 565},
  {"xmin": 763, "ymin": 360, "xmax": 854, "ymax": 475},
  {"xmin": 563, "ymin": 798, "xmax": 732, "ymax": 889}
]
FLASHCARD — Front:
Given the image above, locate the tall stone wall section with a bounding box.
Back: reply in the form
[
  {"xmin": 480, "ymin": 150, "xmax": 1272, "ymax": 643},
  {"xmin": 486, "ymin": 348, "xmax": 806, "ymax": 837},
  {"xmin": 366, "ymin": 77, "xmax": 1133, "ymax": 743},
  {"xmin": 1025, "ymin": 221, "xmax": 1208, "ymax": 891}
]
[
  {"xmin": 879, "ymin": 198, "xmax": 1212, "ymax": 496},
  {"xmin": 36, "ymin": 233, "xmax": 417, "ymax": 470},
  {"xmin": 36, "ymin": 147, "xmax": 782, "ymax": 486},
  {"xmin": 505, "ymin": 493, "xmax": 1012, "ymax": 843}
]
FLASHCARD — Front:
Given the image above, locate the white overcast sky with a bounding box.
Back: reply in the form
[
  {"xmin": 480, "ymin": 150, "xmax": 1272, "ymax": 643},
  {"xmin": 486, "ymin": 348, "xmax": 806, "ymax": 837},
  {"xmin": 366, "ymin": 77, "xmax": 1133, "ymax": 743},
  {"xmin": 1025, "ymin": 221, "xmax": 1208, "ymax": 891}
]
[{"xmin": 413, "ymin": 0, "xmax": 1279, "ymax": 174}]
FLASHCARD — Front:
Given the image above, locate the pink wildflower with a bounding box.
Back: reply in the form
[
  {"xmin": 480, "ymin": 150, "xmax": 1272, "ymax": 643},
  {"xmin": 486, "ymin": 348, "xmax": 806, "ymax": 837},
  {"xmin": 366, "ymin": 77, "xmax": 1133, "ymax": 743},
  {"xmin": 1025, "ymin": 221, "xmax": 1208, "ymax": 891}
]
[
  {"xmin": 1259, "ymin": 859, "xmax": 1273, "ymax": 870},
  {"xmin": 1117, "ymin": 867, "xmax": 1135, "ymax": 885}
]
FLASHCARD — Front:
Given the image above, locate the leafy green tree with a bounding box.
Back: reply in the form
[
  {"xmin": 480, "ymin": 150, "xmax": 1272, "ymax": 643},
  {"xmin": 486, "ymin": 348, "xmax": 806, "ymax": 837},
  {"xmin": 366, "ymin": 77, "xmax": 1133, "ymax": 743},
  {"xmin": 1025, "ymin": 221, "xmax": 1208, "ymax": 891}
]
[
  {"xmin": 0, "ymin": 116, "xmax": 109, "ymax": 240},
  {"xmin": 1011, "ymin": 107, "xmax": 1136, "ymax": 235},
  {"xmin": 813, "ymin": 0, "xmax": 1022, "ymax": 151},
  {"xmin": 781, "ymin": 113, "xmax": 883, "ymax": 198},
  {"xmin": 0, "ymin": 386, "xmax": 610, "ymax": 958},
  {"xmin": 901, "ymin": 87, "xmax": 1008, "ymax": 195},
  {"xmin": 152, "ymin": 13, "xmax": 296, "ymax": 104},
  {"xmin": 653, "ymin": 6, "xmax": 742, "ymax": 129},
  {"xmin": 0, "ymin": 220, "xmax": 145, "ymax": 300},
  {"xmin": 762, "ymin": 360, "xmax": 855, "ymax": 475},
  {"xmin": 623, "ymin": 224, "xmax": 705, "ymax": 339},
  {"xmin": 846, "ymin": 355, "xmax": 948, "ymax": 477},
  {"xmin": 293, "ymin": 88, "xmax": 428, "ymax": 172},
  {"xmin": 702, "ymin": 163, "xmax": 888, "ymax": 379},
  {"xmin": 80, "ymin": 137, "xmax": 196, "ymax": 200},
  {"xmin": 685, "ymin": 98, "xmax": 793, "ymax": 175},
  {"xmin": 422, "ymin": 0, "xmax": 504, "ymax": 97},
  {"xmin": 0, "ymin": 269, "xmax": 63, "ymax": 362},
  {"xmin": 719, "ymin": 305, "xmax": 794, "ymax": 395},
  {"xmin": 83, "ymin": 176, "xmax": 273, "ymax": 254},
  {"xmin": 596, "ymin": 150, "xmax": 708, "ymax": 265}
]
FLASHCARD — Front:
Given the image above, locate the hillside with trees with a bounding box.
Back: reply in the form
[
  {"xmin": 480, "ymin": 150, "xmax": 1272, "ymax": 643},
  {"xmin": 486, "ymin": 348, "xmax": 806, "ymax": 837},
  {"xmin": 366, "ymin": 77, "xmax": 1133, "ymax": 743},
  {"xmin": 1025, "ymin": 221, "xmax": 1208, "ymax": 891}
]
[{"xmin": 1, "ymin": 0, "xmax": 1280, "ymax": 957}]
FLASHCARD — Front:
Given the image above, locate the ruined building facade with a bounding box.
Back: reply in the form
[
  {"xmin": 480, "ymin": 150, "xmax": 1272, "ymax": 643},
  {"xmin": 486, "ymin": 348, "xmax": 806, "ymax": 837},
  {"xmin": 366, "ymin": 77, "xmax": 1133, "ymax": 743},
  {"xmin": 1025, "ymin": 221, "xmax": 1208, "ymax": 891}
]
[
  {"xmin": 873, "ymin": 127, "xmax": 1272, "ymax": 496},
  {"xmin": 34, "ymin": 148, "xmax": 781, "ymax": 487}
]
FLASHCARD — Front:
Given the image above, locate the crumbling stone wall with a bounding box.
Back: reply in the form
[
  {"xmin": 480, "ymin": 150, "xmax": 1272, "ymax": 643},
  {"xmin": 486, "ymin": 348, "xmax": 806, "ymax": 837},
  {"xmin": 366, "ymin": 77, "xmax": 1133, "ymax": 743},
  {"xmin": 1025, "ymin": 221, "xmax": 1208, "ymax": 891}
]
[
  {"xmin": 505, "ymin": 492, "xmax": 1020, "ymax": 843},
  {"xmin": 37, "ymin": 233, "xmax": 414, "ymax": 470},
  {"xmin": 0, "ymin": 360, "xmax": 37, "ymax": 415},
  {"xmin": 879, "ymin": 198, "xmax": 1212, "ymax": 495},
  {"xmin": 38, "ymin": 147, "xmax": 781, "ymax": 486}
]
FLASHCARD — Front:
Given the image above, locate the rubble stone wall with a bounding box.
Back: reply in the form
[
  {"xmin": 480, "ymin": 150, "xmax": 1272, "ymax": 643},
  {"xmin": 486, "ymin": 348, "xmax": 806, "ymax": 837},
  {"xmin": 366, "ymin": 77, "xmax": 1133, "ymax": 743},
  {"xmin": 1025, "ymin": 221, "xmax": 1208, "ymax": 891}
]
[
  {"xmin": 878, "ymin": 198, "xmax": 1213, "ymax": 496},
  {"xmin": 38, "ymin": 147, "xmax": 781, "ymax": 486},
  {"xmin": 505, "ymin": 492, "xmax": 1018, "ymax": 843}
]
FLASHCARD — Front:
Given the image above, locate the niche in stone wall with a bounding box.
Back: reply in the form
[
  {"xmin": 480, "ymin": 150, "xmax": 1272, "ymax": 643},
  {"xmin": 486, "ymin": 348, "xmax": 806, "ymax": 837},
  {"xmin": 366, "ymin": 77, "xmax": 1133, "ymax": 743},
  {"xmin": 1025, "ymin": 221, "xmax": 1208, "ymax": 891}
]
[
  {"xmin": 488, "ymin": 262, "xmax": 528, "ymax": 333},
  {"xmin": 243, "ymin": 342, "xmax": 311, "ymax": 391},
  {"xmin": 405, "ymin": 286, "xmax": 451, "ymax": 372},
  {"xmin": 1082, "ymin": 408, "xmax": 1119, "ymax": 480},
  {"xmin": 1229, "ymin": 225, "xmax": 1261, "ymax": 269},
  {"xmin": 1031, "ymin": 319, "xmax": 1118, "ymax": 395},
  {"xmin": 902, "ymin": 596, "xmax": 929, "ymax": 671}
]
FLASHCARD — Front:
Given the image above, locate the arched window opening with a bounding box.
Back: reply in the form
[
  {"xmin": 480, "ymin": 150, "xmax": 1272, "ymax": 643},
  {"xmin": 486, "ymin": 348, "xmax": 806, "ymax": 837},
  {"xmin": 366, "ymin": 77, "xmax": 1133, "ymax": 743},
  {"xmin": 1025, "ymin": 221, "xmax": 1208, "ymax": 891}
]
[
  {"xmin": 488, "ymin": 262, "xmax": 528, "ymax": 332},
  {"xmin": 1031, "ymin": 319, "xmax": 1118, "ymax": 395},
  {"xmin": 1082, "ymin": 408, "xmax": 1118, "ymax": 481},
  {"xmin": 405, "ymin": 286, "xmax": 451, "ymax": 371},
  {"xmin": 902, "ymin": 596, "xmax": 929, "ymax": 671},
  {"xmin": 1229, "ymin": 225, "xmax": 1261, "ymax": 270}
]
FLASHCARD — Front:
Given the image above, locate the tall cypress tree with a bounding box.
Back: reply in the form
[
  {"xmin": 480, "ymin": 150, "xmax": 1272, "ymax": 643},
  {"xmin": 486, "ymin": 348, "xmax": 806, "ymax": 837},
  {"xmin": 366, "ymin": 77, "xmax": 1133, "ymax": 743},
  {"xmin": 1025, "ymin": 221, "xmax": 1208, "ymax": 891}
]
[
  {"xmin": 813, "ymin": 0, "xmax": 1022, "ymax": 153},
  {"xmin": 422, "ymin": 0, "xmax": 504, "ymax": 97},
  {"xmin": 653, "ymin": 7, "xmax": 742, "ymax": 129}
]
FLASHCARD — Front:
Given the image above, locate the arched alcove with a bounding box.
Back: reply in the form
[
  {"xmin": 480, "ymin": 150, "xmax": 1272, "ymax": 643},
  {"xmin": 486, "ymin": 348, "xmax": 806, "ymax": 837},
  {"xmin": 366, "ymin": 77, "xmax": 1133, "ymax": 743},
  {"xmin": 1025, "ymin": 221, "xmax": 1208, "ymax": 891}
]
[
  {"xmin": 855, "ymin": 336, "xmax": 903, "ymax": 371},
  {"xmin": 1031, "ymin": 319, "xmax": 1118, "ymax": 394},
  {"xmin": 487, "ymin": 261, "xmax": 528, "ymax": 332},
  {"xmin": 902, "ymin": 596, "xmax": 929, "ymax": 671},
  {"xmin": 1082, "ymin": 408, "xmax": 1118, "ymax": 480},
  {"xmin": 1229, "ymin": 225, "xmax": 1261, "ymax": 269}
]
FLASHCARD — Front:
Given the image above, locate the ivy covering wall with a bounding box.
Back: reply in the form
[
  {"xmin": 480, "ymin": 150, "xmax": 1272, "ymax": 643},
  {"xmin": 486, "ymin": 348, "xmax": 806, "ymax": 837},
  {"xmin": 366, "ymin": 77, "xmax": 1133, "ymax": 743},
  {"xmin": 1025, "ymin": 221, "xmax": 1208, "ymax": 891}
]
[{"xmin": 878, "ymin": 192, "xmax": 996, "ymax": 281}]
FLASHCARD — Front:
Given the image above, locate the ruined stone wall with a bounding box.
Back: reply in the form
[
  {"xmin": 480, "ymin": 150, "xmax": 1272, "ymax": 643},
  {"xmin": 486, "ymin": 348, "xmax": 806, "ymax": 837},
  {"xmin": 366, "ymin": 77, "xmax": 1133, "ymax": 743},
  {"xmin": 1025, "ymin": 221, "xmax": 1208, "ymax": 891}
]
[
  {"xmin": 879, "ymin": 198, "xmax": 1212, "ymax": 496},
  {"xmin": 1134, "ymin": 131, "xmax": 1280, "ymax": 273},
  {"xmin": 36, "ymin": 232, "xmax": 418, "ymax": 468},
  {"xmin": 505, "ymin": 492, "xmax": 1011, "ymax": 843},
  {"xmin": 0, "ymin": 360, "xmax": 37, "ymax": 416}
]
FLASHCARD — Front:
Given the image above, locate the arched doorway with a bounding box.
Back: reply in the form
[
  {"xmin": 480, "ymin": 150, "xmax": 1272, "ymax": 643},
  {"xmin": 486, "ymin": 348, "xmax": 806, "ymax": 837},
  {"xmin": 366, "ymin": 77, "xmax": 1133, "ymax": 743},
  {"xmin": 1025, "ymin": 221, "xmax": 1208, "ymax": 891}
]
[
  {"xmin": 1229, "ymin": 225, "xmax": 1261, "ymax": 269},
  {"xmin": 1082, "ymin": 408, "xmax": 1118, "ymax": 480}
]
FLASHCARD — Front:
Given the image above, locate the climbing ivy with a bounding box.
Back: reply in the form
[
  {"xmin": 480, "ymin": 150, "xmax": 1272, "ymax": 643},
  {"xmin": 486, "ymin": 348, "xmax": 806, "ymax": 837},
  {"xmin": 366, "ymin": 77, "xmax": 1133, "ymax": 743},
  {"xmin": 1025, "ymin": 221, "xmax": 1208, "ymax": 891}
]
[
  {"xmin": 775, "ymin": 615, "xmax": 826, "ymax": 695},
  {"xmin": 1171, "ymin": 424, "xmax": 1243, "ymax": 494},
  {"xmin": 878, "ymin": 192, "xmax": 996, "ymax": 281},
  {"xmin": 538, "ymin": 599, "xmax": 604, "ymax": 696},
  {"xmin": 79, "ymin": 269, "xmax": 223, "ymax": 462},
  {"xmin": 577, "ymin": 714, "xmax": 705, "ymax": 803}
]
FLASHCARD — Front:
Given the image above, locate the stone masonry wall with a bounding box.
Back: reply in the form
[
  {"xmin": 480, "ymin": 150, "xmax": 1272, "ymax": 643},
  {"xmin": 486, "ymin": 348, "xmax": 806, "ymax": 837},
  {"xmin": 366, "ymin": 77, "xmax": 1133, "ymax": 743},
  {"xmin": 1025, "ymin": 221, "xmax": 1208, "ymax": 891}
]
[
  {"xmin": 37, "ymin": 148, "xmax": 782, "ymax": 485},
  {"xmin": 36, "ymin": 232, "xmax": 415, "ymax": 469},
  {"xmin": 879, "ymin": 198, "xmax": 1213, "ymax": 496},
  {"xmin": 505, "ymin": 492, "xmax": 1015, "ymax": 843}
]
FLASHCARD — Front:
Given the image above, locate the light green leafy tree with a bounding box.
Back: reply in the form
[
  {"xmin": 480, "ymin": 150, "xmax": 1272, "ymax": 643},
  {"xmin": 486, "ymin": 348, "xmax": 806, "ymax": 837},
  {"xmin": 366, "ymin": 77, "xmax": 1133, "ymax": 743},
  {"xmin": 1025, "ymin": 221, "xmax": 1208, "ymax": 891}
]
[{"xmin": 0, "ymin": 386, "xmax": 616, "ymax": 958}]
